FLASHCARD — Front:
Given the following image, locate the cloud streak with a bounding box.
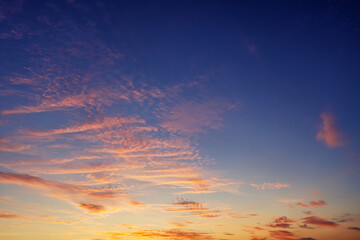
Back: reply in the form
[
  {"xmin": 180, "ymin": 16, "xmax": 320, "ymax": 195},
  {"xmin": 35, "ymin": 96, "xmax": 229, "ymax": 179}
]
[
  {"xmin": 251, "ymin": 182, "xmax": 290, "ymax": 190},
  {"xmin": 0, "ymin": 171, "xmax": 140, "ymax": 213},
  {"xmin": 302, "ymin": 216, "xmax": 338, "ymax": 228}
]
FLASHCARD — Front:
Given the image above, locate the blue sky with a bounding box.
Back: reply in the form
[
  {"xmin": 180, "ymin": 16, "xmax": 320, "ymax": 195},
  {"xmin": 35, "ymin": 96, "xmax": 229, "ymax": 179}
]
[{"xmin": 0, "ymin": 1, "xmax": 360, "ymax": 240}]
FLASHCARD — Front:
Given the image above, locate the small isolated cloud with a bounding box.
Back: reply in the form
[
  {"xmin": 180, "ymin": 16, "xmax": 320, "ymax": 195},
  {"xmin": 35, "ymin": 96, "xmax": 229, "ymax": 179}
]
[
  {"xmin": 267, "ymin": 216, "xmax": 296, "ymax": 229},
  {"xmin": 170, "ymin": 198, "xmax": 207, "ymax": 212},
  {"xmin": 303, "ymin": 216, "xmax": 338, "ymax": 228},
  {"xmin": 297, "ymin": 202, "xmax": 309, "ymax": 207},
  {"xmin": 309, "ymin": 200, "xmax": 327, "ymax": 208},
  {"xmin": 248, "ymin": 43, "xmax": 258, "ymax": 56},
  {"xmin": 348, "ymin": 227, "xmax": 360, "ymax": 231},
  {"xmin": 303, "ymin": 211, "xmax": 313, "ymax": 215},
  {"xmin": 78, "ymin": 203, "xmax": 106, "ymax": 213},
  {"xmin": 299, "ymin": 224, "xmax": 313, "ymax": 229},
  {"xmin": 251, "ymin": 182, "xmax": 290, "ymax": 190},
  {"xmin": 316, "ymin": 112, "xmax": 347, "ymax": 148}
]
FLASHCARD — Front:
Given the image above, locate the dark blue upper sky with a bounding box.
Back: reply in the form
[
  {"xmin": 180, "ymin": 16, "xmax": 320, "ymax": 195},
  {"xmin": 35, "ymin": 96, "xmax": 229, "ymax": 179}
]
[{"xmin": 0, "ymin": 1, "xmax": 360, "ymax": 240}]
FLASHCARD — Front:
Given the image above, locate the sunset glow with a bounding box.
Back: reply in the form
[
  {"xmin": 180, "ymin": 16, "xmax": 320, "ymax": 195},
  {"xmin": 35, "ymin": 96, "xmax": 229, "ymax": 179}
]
[{"xmin": 0, "ymin": 1, "xmax": 360, "ymax": 240}]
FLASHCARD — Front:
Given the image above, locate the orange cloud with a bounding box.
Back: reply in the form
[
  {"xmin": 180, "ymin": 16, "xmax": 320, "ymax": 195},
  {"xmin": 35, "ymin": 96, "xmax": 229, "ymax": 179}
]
[
  {"xmin": 316, "ymin": 112, "xmax": 347, "ymax": 148},
  {"xmin": 78, "ymin": 203, "xmax": 106, "ymax": 213},
  {"xmin": 0, "ymin": 209, "xmax": 73, "ymax": 225},
  {"xmin": 309, "ymin": 200, "xmax": 327, "ymax": 208},
  {"xmin": 0, "ymin": 171, "xmax": 139, "ymax": 214},
  {"xmin": 251, "ymin": 237, "xmax": 267, "ymax": 240},
  {"xmin": 302, "ymin": 216, "xmax": 338, "ymax": 228},
  {"xmin": 268, "ymin": 216, "xmax": 296, "ymax": 228},
  {"xmin": 25, "ymin": 116, "xmax": 145, "ymax": 137},
  {"xmin": 297, "ymin": 201, "xmax": 327, "ymax": 208},
  {"xmin": 1, "ymin": 88, "xmax": 129, "ymax": 115},
  {"xmin": 169, "ymin": 222, "xmax": 187, "ymax": 228},
  {"xmin": 297, "ymin": 202, "xmax": 309, "ymax": 208},
  {"xmin": 106, "ymin": 229, "xmax": 222, "ymax": 240},
  {"xmin": 269, "ymin": 230, "xmax": 295, "ymax": 240},
  {"xmin": 0, "ymin": 209, "xmax": 21, "ymax": 219}
]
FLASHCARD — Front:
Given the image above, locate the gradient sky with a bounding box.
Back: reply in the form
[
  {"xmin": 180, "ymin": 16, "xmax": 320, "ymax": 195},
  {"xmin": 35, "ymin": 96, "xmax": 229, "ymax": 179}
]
[{"xmin": 0, "ymin": 1, "xmax": 360, "ymax": 240}]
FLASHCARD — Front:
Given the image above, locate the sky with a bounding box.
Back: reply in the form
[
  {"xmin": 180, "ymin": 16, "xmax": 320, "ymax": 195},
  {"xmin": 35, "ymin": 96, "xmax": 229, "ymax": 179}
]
[{"xmin": 0, "ymin": 0, "xmax": 360, "ymax": 240}]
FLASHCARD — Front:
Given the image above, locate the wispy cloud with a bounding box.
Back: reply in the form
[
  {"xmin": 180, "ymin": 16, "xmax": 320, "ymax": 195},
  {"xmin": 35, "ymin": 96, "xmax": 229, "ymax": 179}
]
[
  {"xmin": 0, "ymin": 209, "xmax": 72, "ymax": 224},
  {"xmin": 251, "ymin": 182, "xmax": 290, "ymax": 190},
  {"xmin": 0, "ymin": 209, "xmax": 21, "ymax": 219},
  {"xmin": 25, "ymin": 116, "xmax": 145, "ymax": 136},
  {"xmin": 161, "ymin": 99, "xmax": 238, "ymax": 134},
  {"xmin": 1, "ymin": 88, "xmax": 130, "ymax": 115},
  {"xmin": 0, "ymin": 137, "xmax": 30, "ymax": 152},
  {"xmin": 0, "ymin": 0, "xmax": 23, "ymax": 22},
  {"xmin": 0, "ymin": 171, "xmax": 140, "ymax": 214},
  {"xmin": 317, "ymin": 112, "xmax": 347, "ymax": 148},
  {"xmin": 165, "ymin": 198, "xmax": 222, "ymax": 219},
  {"xmin": 105, "ymin": 228, "xmax": 223, "ymax": 240},
  {"xmin": 297, "ymin": 200, "xmax": 327, "ymax": 208}
]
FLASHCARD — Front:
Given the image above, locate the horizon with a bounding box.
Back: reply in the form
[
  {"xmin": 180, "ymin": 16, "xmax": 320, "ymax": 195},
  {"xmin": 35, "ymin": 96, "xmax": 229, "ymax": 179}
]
[{"xmin": 0, "ymin": 1, "xmax": 360, "ymax": 240}]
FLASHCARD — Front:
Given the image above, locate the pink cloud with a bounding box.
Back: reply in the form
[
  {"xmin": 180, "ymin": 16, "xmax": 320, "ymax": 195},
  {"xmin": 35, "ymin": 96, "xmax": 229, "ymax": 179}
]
[
  {"xmin": 309, "ymin": 200, "xmax": 327, "ymax": 208},
  {"xmin": 25, "ymin": 116, "xmax": 145, "ymax": 136},
  {"xmin": 0, "ymin": 137, "xmax": 30, "ymax": 152},
  {"xmin": 1, "ymin": 88, "xmax": 130, "ymax": 115},
  {"xmin": 317, "ymin": 112, "xmax": 347, "ymax": 148}
]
